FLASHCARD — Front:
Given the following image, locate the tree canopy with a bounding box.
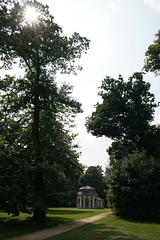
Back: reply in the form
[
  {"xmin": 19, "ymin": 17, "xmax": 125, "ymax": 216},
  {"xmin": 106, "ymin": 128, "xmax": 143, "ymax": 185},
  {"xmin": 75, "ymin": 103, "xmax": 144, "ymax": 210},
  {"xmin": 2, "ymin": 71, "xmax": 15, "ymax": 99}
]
[
  {"xmin": 86, "ymin": 72, "xmax": 156, "ymax": 151},
  {"xmin": 0, "ymin": 0, "xmax": 89, "ymax": 72}
]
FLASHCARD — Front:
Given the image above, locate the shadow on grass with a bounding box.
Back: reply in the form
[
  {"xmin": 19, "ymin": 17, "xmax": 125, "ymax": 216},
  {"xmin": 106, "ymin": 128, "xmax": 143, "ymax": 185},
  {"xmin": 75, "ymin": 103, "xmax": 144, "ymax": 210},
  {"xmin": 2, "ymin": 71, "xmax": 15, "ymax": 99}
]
[
  {"xmin": 0, "ymin": 216, "xmax": 73, "ymax": 240},
  {"xmin": 48, "ymin": 223, "xmax": 142, "ymax": 240},
  {"xmin": 0, "ymin": 208, "xmax": 98, "ymax": 239}
]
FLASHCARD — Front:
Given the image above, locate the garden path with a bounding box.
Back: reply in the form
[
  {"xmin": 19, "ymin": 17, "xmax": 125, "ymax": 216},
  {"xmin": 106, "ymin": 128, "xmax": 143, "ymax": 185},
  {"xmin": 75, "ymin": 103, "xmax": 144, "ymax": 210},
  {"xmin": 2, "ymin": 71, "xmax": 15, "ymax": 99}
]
[{"xmin": 7, "ymin": 211, "xmax": 112, "ymax": 240}]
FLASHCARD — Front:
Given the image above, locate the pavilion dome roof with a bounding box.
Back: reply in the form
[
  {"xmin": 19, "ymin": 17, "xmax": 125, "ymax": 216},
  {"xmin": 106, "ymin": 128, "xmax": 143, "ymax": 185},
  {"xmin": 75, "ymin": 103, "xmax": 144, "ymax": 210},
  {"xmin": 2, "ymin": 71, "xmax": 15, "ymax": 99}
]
[{"xmin": 77, "ymin": 186, "xmax": 98, "ymax": 196}]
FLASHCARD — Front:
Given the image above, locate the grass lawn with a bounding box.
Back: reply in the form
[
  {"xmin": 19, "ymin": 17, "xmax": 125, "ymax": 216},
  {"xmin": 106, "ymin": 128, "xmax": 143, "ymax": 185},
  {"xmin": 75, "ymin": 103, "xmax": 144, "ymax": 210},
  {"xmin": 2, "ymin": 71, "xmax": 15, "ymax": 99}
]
[
  {"xmin": 0, "ymin": 208, "xmax": 109, "ymax": 240},
  {"xmin": 47, "ymin": 214, "xmax": 160, "ymax": 240}
]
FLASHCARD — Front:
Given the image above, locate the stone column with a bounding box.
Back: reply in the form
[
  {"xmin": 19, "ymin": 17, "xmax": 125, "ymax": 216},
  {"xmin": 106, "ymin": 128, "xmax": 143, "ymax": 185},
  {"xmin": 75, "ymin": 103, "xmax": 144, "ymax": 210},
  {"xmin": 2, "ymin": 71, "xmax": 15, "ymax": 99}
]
[
  {"xmin": 89, "ymin": 197, "xmax": 91, "ymax": 208},
  {"xmin": 93, "ymin": 197, "xmax": 95, "ymax": 208},
  {"xmin": 95, "ymin": 197, "xmax": 97, "ymax": 208},
  {"xmin": 80, "ymin": 196, "xmax": 82, "ymax": 208}
]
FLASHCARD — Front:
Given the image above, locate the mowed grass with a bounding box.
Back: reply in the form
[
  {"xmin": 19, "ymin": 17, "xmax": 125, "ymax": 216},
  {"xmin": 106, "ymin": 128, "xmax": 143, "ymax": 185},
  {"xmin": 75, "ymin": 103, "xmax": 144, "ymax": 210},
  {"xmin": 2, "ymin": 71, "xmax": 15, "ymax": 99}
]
[
  {"xmin": 0, "ymin": 208, "xmax": 109, "ymax": 240},
  {"xmin": 47, "ymin": 214, "xmax": 160, "ymax": 240}
]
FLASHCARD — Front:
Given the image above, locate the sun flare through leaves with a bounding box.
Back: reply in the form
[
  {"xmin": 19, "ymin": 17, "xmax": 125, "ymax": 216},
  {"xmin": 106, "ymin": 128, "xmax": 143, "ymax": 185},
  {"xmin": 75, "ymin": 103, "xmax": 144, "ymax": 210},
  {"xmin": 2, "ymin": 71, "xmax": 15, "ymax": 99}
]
[{"xmin": 25, "ymin": 5, "xmax": 38, "ymax": 22}]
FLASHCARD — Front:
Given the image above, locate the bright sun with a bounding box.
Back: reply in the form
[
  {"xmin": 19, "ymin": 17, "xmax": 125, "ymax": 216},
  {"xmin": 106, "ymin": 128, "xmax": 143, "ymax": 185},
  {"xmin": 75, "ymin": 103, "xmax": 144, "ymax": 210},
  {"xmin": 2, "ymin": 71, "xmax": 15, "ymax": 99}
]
[{"xmin": 25, "ymin": 6, "xmax": 37, "ymax": 22}]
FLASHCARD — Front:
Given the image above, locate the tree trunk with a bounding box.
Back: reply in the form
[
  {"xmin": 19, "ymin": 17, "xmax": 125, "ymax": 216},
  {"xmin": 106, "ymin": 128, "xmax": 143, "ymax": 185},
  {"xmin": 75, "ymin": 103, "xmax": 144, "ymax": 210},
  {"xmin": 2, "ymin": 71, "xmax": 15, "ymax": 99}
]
[
  {"xmin": 33, "ymin": 205, "xmax": 46, "ymax": 222},
  {"xmin": 32, "ymin": 69, "xmax": 46, "ymax": 222}
]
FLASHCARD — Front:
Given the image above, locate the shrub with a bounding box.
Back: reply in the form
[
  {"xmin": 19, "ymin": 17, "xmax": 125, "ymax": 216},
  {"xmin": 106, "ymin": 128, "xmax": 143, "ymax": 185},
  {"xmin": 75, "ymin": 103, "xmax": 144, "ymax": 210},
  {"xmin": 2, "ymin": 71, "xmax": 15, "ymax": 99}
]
[{"xmin": 106, "ymin": 150, "xmax": 160, "ymax": 221}]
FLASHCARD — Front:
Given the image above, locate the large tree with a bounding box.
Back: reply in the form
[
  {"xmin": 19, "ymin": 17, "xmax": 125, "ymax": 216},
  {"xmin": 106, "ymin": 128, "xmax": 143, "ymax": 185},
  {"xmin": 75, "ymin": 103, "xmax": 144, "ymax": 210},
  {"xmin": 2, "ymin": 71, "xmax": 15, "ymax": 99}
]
[
  {"xmin": 0, "ymin": 0, "xmax": 89, "ymax": 221},
  {"xmin": 86, "ymin": 72, "xmax": 157, "ymax": 152}
]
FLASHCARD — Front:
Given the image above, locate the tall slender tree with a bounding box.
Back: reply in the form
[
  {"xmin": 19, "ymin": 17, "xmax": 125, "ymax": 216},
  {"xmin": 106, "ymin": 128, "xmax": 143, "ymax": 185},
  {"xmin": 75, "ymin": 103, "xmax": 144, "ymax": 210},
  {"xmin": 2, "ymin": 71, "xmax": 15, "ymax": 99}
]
[{"xmin": 0, "ymin": 0, "xmax": 89, "ymax": 221}]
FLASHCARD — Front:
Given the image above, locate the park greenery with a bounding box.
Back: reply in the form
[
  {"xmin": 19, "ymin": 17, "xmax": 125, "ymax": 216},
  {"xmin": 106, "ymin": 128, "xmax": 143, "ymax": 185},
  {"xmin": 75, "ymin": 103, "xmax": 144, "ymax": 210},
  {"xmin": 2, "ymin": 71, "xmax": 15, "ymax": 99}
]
[
  {"xmin": 0, "ymin": 208, "xmax": 159, "ymax": 240},
  {"xmin": 0, "ymin": 0, "xmax": 160, "ymax": 232}
]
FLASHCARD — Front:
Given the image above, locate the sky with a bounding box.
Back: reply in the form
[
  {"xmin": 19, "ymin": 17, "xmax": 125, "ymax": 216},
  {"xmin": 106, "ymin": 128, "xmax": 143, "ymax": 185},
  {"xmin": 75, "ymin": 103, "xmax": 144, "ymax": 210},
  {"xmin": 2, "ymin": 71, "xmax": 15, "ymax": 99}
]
[
  {"xmin": 41, "ymin": 0, "xmax": 160, "ymax": 171},
  {"xmin": 3, "ymin": 0, "xmax": 160, "ymax": 171}
]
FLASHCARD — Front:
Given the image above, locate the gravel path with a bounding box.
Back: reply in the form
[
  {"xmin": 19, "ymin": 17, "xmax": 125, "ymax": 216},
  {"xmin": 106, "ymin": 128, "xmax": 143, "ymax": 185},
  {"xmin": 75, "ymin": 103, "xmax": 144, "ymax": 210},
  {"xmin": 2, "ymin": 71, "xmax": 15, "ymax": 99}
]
[{"xmin": 7, "ymin": 212, "xmax": 112, "ymax": 240}]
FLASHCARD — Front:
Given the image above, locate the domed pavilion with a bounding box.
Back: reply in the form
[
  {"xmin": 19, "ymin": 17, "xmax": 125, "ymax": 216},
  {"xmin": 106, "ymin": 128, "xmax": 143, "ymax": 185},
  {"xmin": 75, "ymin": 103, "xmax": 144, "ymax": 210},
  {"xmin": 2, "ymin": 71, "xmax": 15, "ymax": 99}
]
[{"xmin": 77, "ymin": 186, "xmax": 104, "ymax": 209}]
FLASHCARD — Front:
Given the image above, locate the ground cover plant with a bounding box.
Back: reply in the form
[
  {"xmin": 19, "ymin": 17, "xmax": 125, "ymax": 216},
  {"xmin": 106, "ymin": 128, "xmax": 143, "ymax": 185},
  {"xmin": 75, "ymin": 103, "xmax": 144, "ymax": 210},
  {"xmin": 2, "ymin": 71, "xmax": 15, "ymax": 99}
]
[
  {"xmin": 47, "ymin": 214, "xmax": 160, "ymax": 240},
  {"xmin": 0, "ymin": 208, "xmax": 109, "ymax": 240}
]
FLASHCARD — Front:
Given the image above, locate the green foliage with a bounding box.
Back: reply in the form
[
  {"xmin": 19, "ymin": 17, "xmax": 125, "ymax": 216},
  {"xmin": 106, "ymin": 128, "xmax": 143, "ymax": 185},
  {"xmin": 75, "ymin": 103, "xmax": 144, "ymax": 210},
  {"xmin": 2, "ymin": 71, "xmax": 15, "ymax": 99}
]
[
  {"xmin": 86, "ymin": 72, "xmax": 156, "ymax": 150},
  {"xmin": 0, "ymin": 131, "xmax": 27, "ymax": 215},
  {"xmin": 0, "ymin": 75, "xmax": 83, "ymax": 215},
  {"xmin": 106, "ymin": 150, "xmax": 160, "ymax": 221},
  {"xmin": 0, "ymin": 0, "xmax": 90, "ymax": 73},
  {"xmin": 107, "ymin": 123, "xmax": 160, "ymax": 167},
  {"xmin": 144, "ymin": 29, "xmax": 160, "ymax": 75}
]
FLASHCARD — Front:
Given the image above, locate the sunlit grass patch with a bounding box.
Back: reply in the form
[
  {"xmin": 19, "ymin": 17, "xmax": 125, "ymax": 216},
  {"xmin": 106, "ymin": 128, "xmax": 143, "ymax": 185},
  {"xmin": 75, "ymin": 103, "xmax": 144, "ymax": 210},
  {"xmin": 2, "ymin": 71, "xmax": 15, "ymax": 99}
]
[
  {"xmin": 0, "ymin": 208, "xmax": 109, "ymax": 239},
  {"xmin": 47, "ymin": 214, "xmax": 160, "ymax": 240}
]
